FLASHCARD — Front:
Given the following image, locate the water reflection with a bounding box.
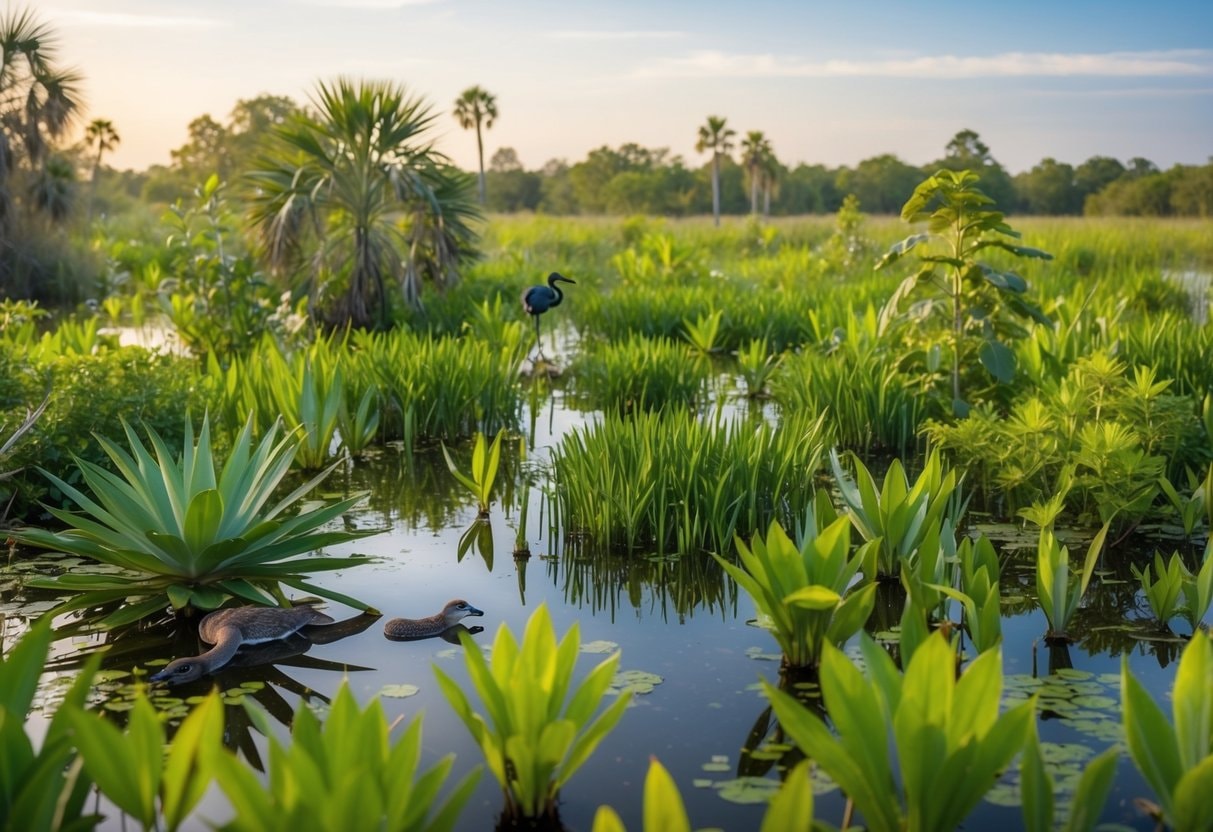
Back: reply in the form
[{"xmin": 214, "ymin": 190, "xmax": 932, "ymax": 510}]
[{"xmin": 548, "ymin": 542, "xmax": 737, "ymax": 622}]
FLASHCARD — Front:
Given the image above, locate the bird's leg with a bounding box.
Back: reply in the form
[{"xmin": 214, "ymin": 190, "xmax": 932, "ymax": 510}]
[{"xmin": 533, "ymin": 315, "xmax": 545, "ymax": 361}]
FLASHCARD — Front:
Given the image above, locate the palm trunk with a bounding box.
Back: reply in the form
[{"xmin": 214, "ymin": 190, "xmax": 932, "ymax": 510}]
[
  {"xmin": 750, "ymin": 171, "xmax": 758, "ymax": 216},
  {"xmin": 711, "ymin": 156, "xmax": 721, "ymax": 227},
  {"xmin": 476, "ymin": 121, "xmax": 486, "ymax": 205}
]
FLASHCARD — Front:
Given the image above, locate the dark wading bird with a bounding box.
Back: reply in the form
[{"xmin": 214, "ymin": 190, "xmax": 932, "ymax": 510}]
[{"xmin": 521, "ymin": 271, "xmax": 575, "ymax": 361}]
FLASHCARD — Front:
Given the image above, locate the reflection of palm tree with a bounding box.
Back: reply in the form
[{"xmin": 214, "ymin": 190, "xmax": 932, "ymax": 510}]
[
  {"xmin": 84, "ymin": 118, "xmax": 119, "ymax": 222},
  {"xmin": 696, "ymin": 115, "xmax": 734, "ymax": 227},
  {"xmin": 248, "ymin": 78, "xmax": 480, "ymax": 326},
  {"xmin": 452, "ymin": 85, "xmax": 498, "ymax": 205}
]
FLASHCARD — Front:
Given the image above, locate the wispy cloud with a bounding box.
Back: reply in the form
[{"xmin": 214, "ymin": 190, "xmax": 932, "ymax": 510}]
[
  {"xmin": 53, "ymin": 10, "xmax": 224, "ymax": 29},
  {"xmin": 633, "ymin": 49, "xmax": 1213, "ymax": 79},
  {"xmin": 294, "ymin": 0, "xmax": 442, "ymax": 8},
  {"xmin": 545, "ymin": 30, "xmax": 686, "ymax": 41}
]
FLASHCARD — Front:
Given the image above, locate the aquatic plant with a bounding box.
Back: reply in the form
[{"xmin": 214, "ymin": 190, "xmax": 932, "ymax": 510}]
[
  {"xmin": 1020, "ymin": 719, "xmax": 1119, "ymax": 832},
  {"xmin": 212, "ymin": 683, "xmax": 479, "ymax": 832},
  {"xmin": 1034, "ymin": 524, "xmax": 1109, "ymax": 642},
  {"xmin": 570, "ymin": 334, "xmax": 710, "ymax": 415},
  {"xmin": 552, "ymin": 409, "xmax": 828, "ymax": 553},
  {"xmin": 734, "ymin": 337, "xmax": 782, "ymax": 399},
  {"xmin": 681, "ymin": 309, "xmax": 723, "ymax": 355},
  {"xmin": 433, "ymin": 603, "xmax": 631, "ymax": 823},
  {"xmin": 1159, "ymin": 462, "xmax": 1211, "ymax": 538},
  {"xmin": 829, "ymin": 447, "xmax": 963, "ymax": 580},
  {"xmin": 69, "ymin": 690, "xmax": 222, "ymax": 832},
  {"xmin": 15, "ymin": 413, "xmax": 377, "ymax": 626},
  {"xmin": 714, "ymin": 514, "xmax": 877, "ymax": 669},
  {"xmin": 766, "ymin": 631, "xmax": 1035, "ymax": 832},
  {"xmin": 0, "ymin": 617, "xmax": 100, "ymax": 831},
  {"xmin": 442, "ymin": 428, "xmax": 505, "ymax": 516},
  {"xmin": 1122, "ymin": 630, "xmax": 1213, "ymax": 831},
  {"xmin": 1180, "ymin": 539, "xmax": 1213, "ymax": 633},
  {"xmin": 1133, "ymin": 551, "xmax": 1187, "ymax": 629},
  {"xmin": 589, "ymin": 757, "xmax": 817, "ymax": 832}
]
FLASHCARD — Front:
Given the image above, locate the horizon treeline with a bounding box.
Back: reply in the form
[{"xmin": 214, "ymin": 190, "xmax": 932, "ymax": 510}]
[{"xmin": 92, "ymin": 95, "xmax": 1213, "ymax": 221}]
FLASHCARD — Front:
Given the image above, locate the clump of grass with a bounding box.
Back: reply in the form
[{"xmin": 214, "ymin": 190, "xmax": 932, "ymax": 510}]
[
  {"xmin": 551, "ymin": 408, "xmax": 829, "ymax": 553},
  {"xmin": 570, "ymin": 335, "xmax": 710, "ymax": 414}
]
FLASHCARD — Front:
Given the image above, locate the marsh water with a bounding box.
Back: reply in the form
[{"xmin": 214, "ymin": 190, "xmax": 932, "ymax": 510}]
[{"xmin": 4, "ymin": 379, "xmax": 1196, "ymax": 832}]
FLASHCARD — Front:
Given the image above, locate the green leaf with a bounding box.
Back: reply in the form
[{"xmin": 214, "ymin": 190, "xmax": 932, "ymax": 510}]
[{"xmin": 979, "ymin": 339, "xmax": 1016, "ymax": 383}]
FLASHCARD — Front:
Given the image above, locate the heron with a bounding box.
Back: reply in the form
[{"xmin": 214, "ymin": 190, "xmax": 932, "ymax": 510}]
[{"xmin": 521, "ymin": 271, "xmax": 575, "ymax": 360}]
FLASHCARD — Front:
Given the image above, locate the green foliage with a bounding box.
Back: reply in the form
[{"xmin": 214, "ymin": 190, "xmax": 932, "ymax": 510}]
[
  {"xmin": 767, "ymin": 631, "xmax": 1035, "ymax": 832},
  {"xmin": 443, "ymin": 428, "xmax": 505, "ymax": 515},
  {"xmin": 14, "ymin": 413, "xmax": 377, "ymax": 626},
  {"xmin": 212, "ymin": 683, "xmax": 479, "ymax": 832},
  {"xmin": 158, "ymin": 176, "xmax": 294, "ymax": 362},
  {"xmin": 877, "ymin": 168, "xmax": 1052, "ymax": 414},
  {"xmin": 1134, "ymin": 551, "xmax": 1187, "ymax": 628},
  {"xmin": 0, "ymin": 617, "xmax": 99, "ymax": 832},
  {"xmin": 552, "ymin": 409, "xmax": 828, "ymax": 554},
  {"xmin": 734, "ymin": 338, "xmax": 782, "ymax": 399},
  {"xmin": 1034, "ymin": 524, "xmax": 1109, "ymax": 642},
  {"xmin": 570, "ymin": 335, "xmax": 710, "ymax": 415},
  {"xmin": 69, "ymin": 691, "xmax": 222, "ymax": 832},
  {"xmin": 714, "ymin": 515, "xmax": 876, "ymax": 669},
  {"xmin": 1122, "ymin": 631, "xmax": 1213, "ymax": 830},
  {"xmin": 681, "ymin": 309, "xmax": 723, "ymax": 355},
  {"xmin": 433, "ymin": 604, "xmax": 631, "ymax": 821},
  {"xmin": 1020, "ymin": 719, "xmax": 1119, "ymax": 832},
  {"xmin": 829, "ymin": 448, "xmax": 963, "ymax": 580},
  {"xmin": 589, "ymin": 757, "xmax": 820, "ymax": 832},
  {"xmin": 1180, "ymin": 539, "xmax": 1213, "ymax": 634}
]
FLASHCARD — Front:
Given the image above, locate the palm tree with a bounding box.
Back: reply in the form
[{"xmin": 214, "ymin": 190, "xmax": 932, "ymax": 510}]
[
  {"xmin": 0, "ymin": 6, "xmax": 83, "ymax": 298},
  {"xmin": 453, "ymin": 86, "xmax": 498, "ymax": 205},
  {"xmin": 760, "ymin": 149, "xmax": 781, "ymax": 219},
  {"xmin": 740, "ymin": 131, "xmax": 771, "ymax": 216},
  {"xmin": 84, "ymin": 118, "xmax": 119, "ymax": 222},
  {"xmin": 695, "ymin": 115, "xmax": 734, "ymax": 227},
  {"xmin": 247, "ymin": 77, "xmax": 481, "ymax": 329}
]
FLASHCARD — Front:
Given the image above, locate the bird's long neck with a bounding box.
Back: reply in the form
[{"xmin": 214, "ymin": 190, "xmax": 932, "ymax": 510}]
[
  {"xmin": 548, "ymin": 278, "xmax": 564, "ymax": 307},
  {"xmin": 194, "ymin": 626, "xmax": 243, "ymax": 671}
]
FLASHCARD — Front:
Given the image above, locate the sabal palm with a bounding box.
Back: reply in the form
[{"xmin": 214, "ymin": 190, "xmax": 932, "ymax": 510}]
[
  {"xmin": 453, "ymin": 85, "xmax": 498, "ymax": 205},
  {"xmin": 695, "ymin": 115, "xmax": 734, "ymax": 227},
  {"xmin": 247, "ymin": 77, "xmax": 480, "ymax": 327},
  {"xmin": 740, "ymin": 130, "xmax": 771, "ymax": 216},
  {"xmin": 85, "ymin": 118, "xmax": 119, "ymax": 220},
  {"xmin": 0, "ymin": 6, "xmax": 83, "ymax": 232}
]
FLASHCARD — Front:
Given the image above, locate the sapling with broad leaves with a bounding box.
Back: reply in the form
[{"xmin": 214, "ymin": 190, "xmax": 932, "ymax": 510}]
[{"xmin": 876, "ymin": 168, "xmax": 1053, "ymax": 416}]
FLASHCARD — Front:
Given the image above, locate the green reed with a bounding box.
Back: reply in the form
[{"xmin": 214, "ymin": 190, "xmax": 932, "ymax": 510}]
[
  {"xmin": 551, "ymin": 408, "xmax": 829, "ymax": 554},
  {"xmin": 570, "ymin": 335, "xmax": 711, "ymax": 414}
]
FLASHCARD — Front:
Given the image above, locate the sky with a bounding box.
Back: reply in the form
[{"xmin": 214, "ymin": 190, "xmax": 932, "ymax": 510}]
[{"xmin": 45, "ymin": 0, "xmax": 1213, "ymax": 176}]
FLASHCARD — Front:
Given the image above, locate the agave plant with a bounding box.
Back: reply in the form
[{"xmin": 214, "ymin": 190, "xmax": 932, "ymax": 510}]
[
  {"xmin": 14, "ymin": 413, "xmax": 378, "ymax": 627},
  {"xmin": 433, "ymin": 603, "xmax": 631, "ymax": 824}
]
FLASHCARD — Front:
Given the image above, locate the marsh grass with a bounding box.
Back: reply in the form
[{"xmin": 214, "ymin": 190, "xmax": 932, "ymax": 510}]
[
  {"xmin": 570, "ymin": 335, "xmax": 710, "ymax": 414},
  {"xmin": 552, "ymin": 409, "xmax": 828, "ymax": 553}
]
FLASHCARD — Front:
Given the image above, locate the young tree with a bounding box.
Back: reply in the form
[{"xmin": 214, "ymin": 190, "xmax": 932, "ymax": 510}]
[
  {"xmin": 85, "ymin": 118, "xmax": 120, "ymax": 221},
  {"xmin": 740, "ymin": 130, "xmax": 771, "ymax": 216},
  {"xmin": 696, "ymin": 115, "xmax": 734, "ymax": 226},
  {"xmin": 247, "ymin": 78, "xmax": 481, "ymax": 328},
  {"xmin": 453, "ymin": 85, "xmax": 498, "ymax": 205}
]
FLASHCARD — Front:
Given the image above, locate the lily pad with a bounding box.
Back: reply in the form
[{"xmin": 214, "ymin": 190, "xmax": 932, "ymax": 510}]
[
  {"xmin": 715, "ymin": 776, "xmax": 780, "ymax": 804},
  {"xmin": 609, "ymin": 669, "xmax": 663, "ymax": 695},
  {"xmin": 379, "ymin": 683, "xmax": 421, "ymax": 698},
  {"xmin": 581, "ymin": 640, "xmax": 620, "ymax": 654}
]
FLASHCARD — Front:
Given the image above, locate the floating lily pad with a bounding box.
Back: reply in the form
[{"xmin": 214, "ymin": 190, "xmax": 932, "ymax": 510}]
[
  {"xmin": 239, "ymin": 681, "xmax": 265, "ymax": 691},
  {"xmin": 581, "ymin": 640, "xmax": 620, "ymax": 654},
  {"xmin": 693, "ymin": 779, "xmax": 713, "ymax": 788},
  {"xmin": 94, "ymin": 669, "xmax": 131, "ymax": 683},
  {"xmin": 609, "ymin": 669, "xmax": 663, "ymax": 695},
  {"xmin": 715, "ymin": 776, "xmax": 780, "ymax": 804},
  {"xmin": 744, "ymin": 646, "xmax": 782, "ymax": 662},
  {"xmin": 103, "ymin": 701, "xmax": 134, "ymax": 711},
  {"xmin": 1071, "ymin": 694, "xmax": 1117, "ymax": 710},
  {"xmin": 1053, "ymin": 668, "xmax": 1094, "ymax": 681},
  {"xmin": 379, "ymin": 684, "xmax": 420, "ymax": 698}
]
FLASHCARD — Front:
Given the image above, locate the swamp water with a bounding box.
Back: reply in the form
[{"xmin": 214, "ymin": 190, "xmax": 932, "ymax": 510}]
[{"xmin": 2, "ymin": 385, "xmax": 1196, "ymax": 832}]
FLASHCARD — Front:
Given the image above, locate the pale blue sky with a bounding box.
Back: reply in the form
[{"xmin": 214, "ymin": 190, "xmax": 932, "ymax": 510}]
[{"xmin": 49, "ymin": 0, "xmax": 1213, "ymax": 174}]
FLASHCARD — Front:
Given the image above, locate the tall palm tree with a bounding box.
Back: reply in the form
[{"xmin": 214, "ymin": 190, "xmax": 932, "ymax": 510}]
[
  {"xmin": 0, "ymin": 6, "xmax": 82, "ymax": 234},
  {"xmin": 247, "ymin": 77, "xmax": 481, "ymax": 329},
  {"xmin": 740, "ymin": 130, "xmax": 770, "ymax": 216},
  {"xmin": 695, "ymin": 115, "xmax": 734, "ymax": 227},
  {"xmin": 453, "ymin": 86, "xmax": 498, "ymax": 205},
  {"xmin": 760, "ymin": 149, "xmax": 781, "ymax": 219},
  {"xmin": 84, "ymin": 118, "xmax": 119, "ymax": 221}
]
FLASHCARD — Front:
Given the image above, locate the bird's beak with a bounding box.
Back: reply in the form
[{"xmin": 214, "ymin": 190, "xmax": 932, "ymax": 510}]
[{"xmin": 467, "ymin": 606, "xmax": 485, "ymax": 617}]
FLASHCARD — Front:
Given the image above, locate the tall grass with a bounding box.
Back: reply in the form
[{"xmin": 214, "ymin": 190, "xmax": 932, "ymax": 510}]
[
  {"xmin": 570, "ymin": 335, "xmax": 711, "ymax": 414},
  {"xmin": 551, "ymin": 408, "xmax": 829, "ymax": 554}
]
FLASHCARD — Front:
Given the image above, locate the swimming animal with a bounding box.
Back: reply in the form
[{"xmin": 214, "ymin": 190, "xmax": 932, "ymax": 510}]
[
  {"xmin": 150, "ymin": 605, "xmax": 335, "ymax": 684},
  {"xmin": 521, "ymin": 272, "xmax": 575, "ymax": 360},
  {"xmin": 383, "ymin": 599, "xmax": 484, "ymax": 641}
]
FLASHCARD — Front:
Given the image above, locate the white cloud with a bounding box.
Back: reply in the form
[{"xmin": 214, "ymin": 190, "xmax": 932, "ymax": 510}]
[
  {"xmin": 633, "ymin": 49, "xmax": 1213, "ymax": 80},
  {"xmin": 293, "ymin": 0, "xmax": 442, "ymax": 8},
  {"xmin": 544, "ymin": 30, "xmax": 687, "ymax": 41},
  {"xmin": 53, "ymin": 10, "xmax": 224, "ymax": 29}
]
